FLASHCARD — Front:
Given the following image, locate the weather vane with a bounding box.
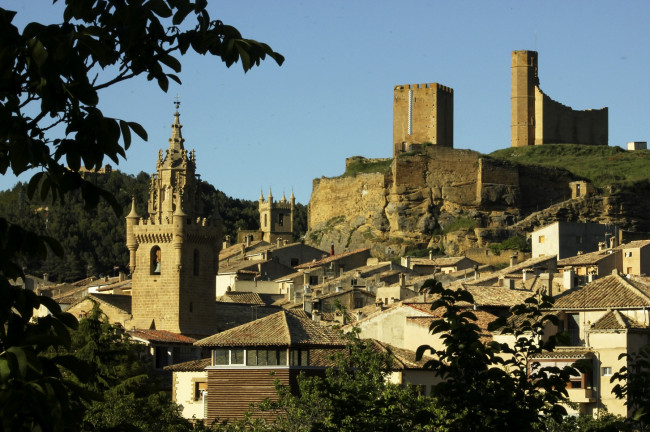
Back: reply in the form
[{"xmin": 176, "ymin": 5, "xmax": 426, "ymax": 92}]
[{"xmin": 174, "ymin": 94, "xmax": 181, "ymax": 111}]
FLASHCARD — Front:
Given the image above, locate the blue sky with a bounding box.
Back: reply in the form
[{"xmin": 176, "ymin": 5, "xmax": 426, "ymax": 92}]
[{"xmin": 4, "ymin": 0, "xmax": 650, "ymax": 204}]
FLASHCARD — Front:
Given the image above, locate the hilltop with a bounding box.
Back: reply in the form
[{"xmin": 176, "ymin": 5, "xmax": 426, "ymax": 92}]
[
  {"xmin": 304, "ymin": 144, "xmax": 650, "ymax": 261},
  {"xmin": 488, "ymin": 145, "xmax": 650, "ymax": 188}
]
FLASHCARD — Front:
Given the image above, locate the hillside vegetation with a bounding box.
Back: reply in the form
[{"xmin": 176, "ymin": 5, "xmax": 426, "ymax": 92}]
[{"xmin": 488, "ymin": 144, "xmax": 650, "ymax": 188}]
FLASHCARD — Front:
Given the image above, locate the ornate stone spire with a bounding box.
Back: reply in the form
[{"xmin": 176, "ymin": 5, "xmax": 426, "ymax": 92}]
[
  {"xmin": 168, "ymin": 97, "xmax": 185, "ymax": 152},
  {"xmin": 267, "ymin": 187, "xmax": 273, "ymax": 202}
]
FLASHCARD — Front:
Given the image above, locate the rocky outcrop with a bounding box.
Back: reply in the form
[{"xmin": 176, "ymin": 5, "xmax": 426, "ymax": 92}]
[{"xmin": 306, "ymin": 147, "xmax": 650, "ymax": 260}]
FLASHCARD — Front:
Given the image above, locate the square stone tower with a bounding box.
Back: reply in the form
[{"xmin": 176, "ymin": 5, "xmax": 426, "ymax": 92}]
[
  {"xmin": 126, "ymin": 103, "xmax": 222, "ymax": 337},
  {"xmin": 511, "ymin": 50, "xmax": 539, "ymax": 147},
  {"xmin": 258, "ymin": 188, "xmax": 294, "ymax": 243},
  {"xmin": 393, "ymin": 83, "xmax": 453, "ymax": 157}
]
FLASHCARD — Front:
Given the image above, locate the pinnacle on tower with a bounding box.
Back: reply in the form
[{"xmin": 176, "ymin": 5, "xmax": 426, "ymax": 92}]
[
  {"xmin": 268, "ymin": 187, "xmax": 273, "ymax": 202},
  {"xmin": 168, "ymin": 97, "xmax": 185, "ymax": 152}
]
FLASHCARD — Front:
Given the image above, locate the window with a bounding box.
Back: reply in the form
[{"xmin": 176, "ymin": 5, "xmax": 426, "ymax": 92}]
[
  {"xmin": 625, "ymin": 251, "xmax": 632, "ymax": 258},
  {"xmin": 194, "ymin": 381, "xmax": 208, "ymax": 401},
  {"xmin": 151, "ymin": 246, "xmax": 162, "ymax": 275},
  {"xmin": 246, "ymin": 349, "xmax": 287, "ymax": 366},
  {"xmin": 538, "ymin": 235, "xmax": 545, "ymax": 244},
  {"xmin": 354, "ymin": 298, "xmax": 364, "ymax": 309},
  {"xmin": 264, "ymin": 214, "xmax": 267, "ymax": 227},
  {"xmin": 193, "ymin": 249, "xmax": 200, "ymax": 276},
  {"xmin": 213, "ymin": 349, "xmax": 228, "ymax": 365},
  {"xmin": 278, "ymin": 213, "xmax": 284, "ymax": 227},
  {"xmin": 309, "ymin": 275, "xmax": 318, "ymax": 286},
  {"xmin": 230, "ymin": 349, "xmax": 245, "ymax": 365},
  {"xmin": 602, "ymin": 367, "xmax": 613, "ymax": 376},
  {"xmin": 290, "ymin": 349, "xmax": 309, "ymax": 366}
]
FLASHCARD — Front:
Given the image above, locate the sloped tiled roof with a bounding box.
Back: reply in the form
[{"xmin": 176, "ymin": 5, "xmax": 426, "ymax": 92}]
[
  {"xmin": 217, "ymin": 291, "xmax": 265, "ymax": 305},
  {"xmin": 554, "ymin": 274, "xmax": 650, "ymax": 309},
  {"xmin": 558, "ymin": 249, "xmax": 617, "ymax": 266},
  {"xmin": 164, "ymin": 358, "xmax": 211, "ymax": 372},
  {"xmin": 195, "ymin": 311, "xmax": 346, "ymax": 348},
  {"xmin": 616, "ymin": 240, "xmax": 650, "ymax": 250},
  {"xmin": 407, "ymin": 285, "xmax": 533, "ymax": 309},
  {"xmin": 129, "ymin": 329, "xmax": 197, "ymax": 344},
  {"xmin": 368, "ymin": 339, "xmax": 434, "ymax": 369},
  {"xmin": 532, "ymin": 348, "xmax": 593, "ymax": 359},
  {"xmin": 408, "ymin": 256, "xmax": 472, "ymax": 267},
  {"xmin": 294, "ymin": 248, "xmax": 370, "ymax": 269},
  {"xmin": 90, "ymin": 293, "xmax": 132, "ymax": 314},
  {"xmin": 316, "ymin": 287, "xmax": 376, "ymax": 301},
  {"xmin": 590, "ymin": 310, "xmax": 647, "ymax": 331}
]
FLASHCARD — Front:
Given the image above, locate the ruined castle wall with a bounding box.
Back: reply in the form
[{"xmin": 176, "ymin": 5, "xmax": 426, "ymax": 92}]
[
  {"xmin": 477, "ymin": 159, "xmax": 520, "ymax": 207},
  {"xmin": 535, "ymin": 88, "xmax": 608, "ymax": 146},
  {"xmin": 393, "ymin": 155, "xmax": 428, "ymax": 189},
  {"xmin": 308, "ymin": 173, "xmax": 388, "ymax": 229},
  {"xmin": 423, "ymin": 147, "xmax": 479, "ymax": 206}
]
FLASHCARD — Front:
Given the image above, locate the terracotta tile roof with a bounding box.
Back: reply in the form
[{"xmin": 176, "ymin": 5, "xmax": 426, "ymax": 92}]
[
  {"xmin": 616, "ymin": 240, "xmax": 650, "ymax": 250},
  {"xmin": 408, "ymin": 256, "xmax": 472, "ymax": 267},
  {"xmin": 294, "ymin": 248, "xmax": 370, "ymax": 269},
  {"xmin": 316, "ymin": 287, "xmax": 375, "ymax": 301},
  {"xmin": 464, "ymin": 255, "xmax": 557, "ymax": 286},
  {"xmin": 408, "ymin": 285, "xmax": 533, "ymax": 308},
  {"xmin": 217, "ymin": 291, "xmax": 265, "ymax": 305},
  {"xmin": 554, "ymin": 274, "xmax": 650, "ymax": 309},
  {"xmin": 558, "ymin": 249, "xmax": 618, "ymax": 266},
  {"xmin": 532, "ymin": 348, "xmax": 594, "ymax": 359},
  {"xmin": 96, "ymin": 279, "xmax": 132, "ymax": 292},
  {"xmin": 590, "ymin": 310, "xmax": 647, "ymax": 331},
  {"xmin": 404, "ymin": 308, "xmax": 498, "ymax": 342},
  {"xmin": 195, "ymin": 311, "xmax": 346, "ymax": 348},
  {"xmin": 163, "ymin": 358, "xmax": 211, "ymax": 372},
  {"xmin": 129, "ymin": 329, "xmax": 197, "ymax": 344},
  {"xmin": 367, "ymin": 339, "xmax": 434, "ymax": 369},
  {"xmin": 274, "ymin": 270, "xmax": 304, "ymax": 282},
  {"xmin": 90, "ymin": 293, "xmax": 132, "ymax": 314}
]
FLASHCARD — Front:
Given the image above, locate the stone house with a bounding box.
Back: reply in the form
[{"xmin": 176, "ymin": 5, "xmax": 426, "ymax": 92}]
[
  {"xmin": 616, "ymin": 239, "xmax": 650, "ymax": 276},
  {"xmin": 66, "ymin": 293, "xmax": 133, "ymax": 328},
  {"xmin": 539, "ymin": 274, "xmax": 650, "ymax": 417},
  {"xmin": 164, "ymin": 358, "xmax": 211, "ymax": 421},
  {"xmin": 401, "ymin": 255, "xmax": 478, "ymax": 276},
  {"xmin": 531, "ymin": 221, "xmax": 615, "ymax": 260},
  {"xmin": 193, "ymin": 310, "xmax": 346, "ymax": 422},
  {"xmin": 294, "ymin": 248, "xmax": 372, "ymax": 287},
  {"xmin": 129, "ymin": 329, "xmax": 201, "ymax": 371},
  {"xmin": 558, "ymin": 249, "xmax": 620, "ymax": 286}
]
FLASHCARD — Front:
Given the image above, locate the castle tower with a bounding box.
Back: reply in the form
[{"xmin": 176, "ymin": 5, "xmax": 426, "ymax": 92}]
[
  {"xmin": 126, "ymin": 101, "xmax": 222, "ymax": 337},
  {"xmin": 393, "ymin": 83, "xmax": 453, "ymax": 157},
  {"xmin": 511, "ymin": 50, "xmax": 539, "ymax": 147},
  {"xmin": 258, "ymin": 187, "xmax": 294, "ymax": 243}
]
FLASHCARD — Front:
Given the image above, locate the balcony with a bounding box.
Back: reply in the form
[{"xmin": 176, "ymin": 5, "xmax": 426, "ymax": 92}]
[{"xmin": 567, "ymin": 387, "xmax": 596, "ymax": 403}]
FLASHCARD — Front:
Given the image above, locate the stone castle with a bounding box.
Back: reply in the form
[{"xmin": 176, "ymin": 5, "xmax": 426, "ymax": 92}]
[
  {"xmin": 511, "ymin": 50, "xmax": 608, "ymax": 147},
  {"xmin": 306, "ymin": 50, "xmax": 617, "ymax": 258},
  {"xmin": 126, "ymin": 104, "xmax": 222, "ymax": 337}
]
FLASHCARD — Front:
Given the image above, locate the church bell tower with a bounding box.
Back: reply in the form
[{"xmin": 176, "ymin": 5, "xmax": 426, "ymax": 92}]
[{"xmin": 126, "ymin": 101, "xmax": 222, "ymax": 337}]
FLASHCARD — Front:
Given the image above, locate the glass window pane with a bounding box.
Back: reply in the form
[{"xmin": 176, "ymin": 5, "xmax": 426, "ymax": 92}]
[
  {"xmin": 259, "ymin": 350, "xmax": 269, "ymax": 366},
  {"xmin": 278, "ymin": 350, "xmax": 287, "ymax": 365},
  {"xmin": 231, "ymin": 349, "xmax": 245, "ymax": 365},
  {"xmin": 265, "ymin": 350, "xmax": 274, "ymax": 366},
  {"xmin": 301, "ymin": 350, "xmax": 309, "ymax": 366},
  {"xmin": 213, "ymin": 349, "xmax": 228, "ymax": 365},
  {"xmin": 246, "ymin": 350, "xmax": 257, "ymax": 366}
]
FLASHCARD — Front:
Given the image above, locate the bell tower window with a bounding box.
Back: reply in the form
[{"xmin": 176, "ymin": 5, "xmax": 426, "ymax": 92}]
[
  {"xmin": 151, "ymin": 246, "xmax": 162, "ymax": 275},
  {"xmin": 193, "ymin": 249, "xmax": 200, "ymax": 276}
]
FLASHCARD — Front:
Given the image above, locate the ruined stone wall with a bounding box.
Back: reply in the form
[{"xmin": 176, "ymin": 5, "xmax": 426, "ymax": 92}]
[
  {"xmin": 477, "ymin": 158, "xmax": 520, "ymax": 207},
  {"xmin": 393, "ymin": 155, "xmax": 428, "ymax": 189},
  {"xmin": 424, "ymin": 147, "xmax": 480, "ymax": 206},
  {"xmin": 535, "ymin": 88, "xmax": 608, "ymax": 146},
  {"xmin": 511, "ymin": 50, "xmax": 608, "ymax": 147},
  {"xmin": 308, "ymin": 173, "xmax": 388, "ymax": 229}
]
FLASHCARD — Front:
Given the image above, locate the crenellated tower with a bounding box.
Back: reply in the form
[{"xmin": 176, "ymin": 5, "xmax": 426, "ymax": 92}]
[
  {"xmin": 393, "ymin": 83, "xmax": 453, "ymax": 157},
  {"xmin": 258, "ymin": 188, "xmax": 294, "ymax": 243},
  {"xmin": 126, "ymin": 101, "xmax": 222, "ymax": 337}
]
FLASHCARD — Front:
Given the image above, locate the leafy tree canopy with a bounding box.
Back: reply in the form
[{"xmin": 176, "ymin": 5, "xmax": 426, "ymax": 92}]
[{"xmin": 0, "ymin": 1, "xmax": 283, "ymax": 430}]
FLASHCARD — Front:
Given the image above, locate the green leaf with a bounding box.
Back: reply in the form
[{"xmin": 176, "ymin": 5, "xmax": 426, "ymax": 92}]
[
  {"xmin": 119, "ymin": 120, "xmax": 132, "ymax": 150},
  {"xmin": 29, "ymin": 38, "xmax": 48, "ymax": 67},
  {"xmin": 148, "ymin": 0, "xmax": 173, "ymax": 18},
  {"xmin": 160, "ymin": 54, "xmax": 182, "ymax": 73},
  {"xmin": 127, "ymin": 122, "xmax": 148, "ymax": 141}
]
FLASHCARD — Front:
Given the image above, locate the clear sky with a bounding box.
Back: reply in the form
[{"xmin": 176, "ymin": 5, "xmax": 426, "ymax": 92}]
[{"xmin": 4, "ymin": 0, "xmax": 650, "ymax": 204}]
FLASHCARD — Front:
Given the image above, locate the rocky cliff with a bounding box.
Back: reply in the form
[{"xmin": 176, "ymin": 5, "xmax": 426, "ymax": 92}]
[{"xmin": 306, "ymin": 146, "xmax": 650, "ymax": 261}]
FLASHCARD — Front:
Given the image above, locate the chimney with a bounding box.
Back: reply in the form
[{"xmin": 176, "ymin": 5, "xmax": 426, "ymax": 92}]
[
  {"xmin": 312, "ymin": 310, "xmax": 321, "ymax": 322},
  {"xmin": 43, "ymin": 273, "xmax": 48, "ymax": 283},
  {"xmin": 540, "ymin": 272, "xmax": 553, "ymax": 296},
  {"xmin": 355, "ymin": 311, "xmax": 364, "ymax": 321},
  {"xmin": 598, "ymin": 241, "xmax": 606, "ymax": 251},
  {"xmin": 563, "ymin": 268, "xmax": 575, "ymax": 290},
  {"xmin": 609, "ymin": 236, "xmax": 618, "ymax": 249},
  {"xmin": 284, "ymin": 239, "xmax": 288, "ymax": 246},
  {"xmin": 510, "ymin": 255, "xmax": 517, "ymax": 267},
  {"xmin": 223, "ymin": 235, "xmax": 231, "ymax": 249},
  {"xmin": 399, "ymin": 273, "xmax": 405, "ymax": 289},
  {"xmin": 429, "ymin": 250, "xmax": 434, "ymax": 260},
  {"xmin": 522, "ymin": 269, "xmax": 529, "ymax": 281},
  {"xmin": 330, "ymin": 242, "xmax": 335, "ymax": 256},
  {"xmin": 240, "ymin": 243, "xmax": 246, "ymax": 255},
  {"xmin": 119, "ymin": 272, "xmax": 126, "ymax": 282},
  {"xmin": 277, "ymin": 237, "xmax": 282, "ymax": 248},
  {"xmin": 376, "ymin": 299, "xmax": 384, "ymax": 312},
  {"xmin": 246, "ymin": 236, "xmax": 250, "ymax": 248}
]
